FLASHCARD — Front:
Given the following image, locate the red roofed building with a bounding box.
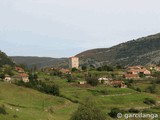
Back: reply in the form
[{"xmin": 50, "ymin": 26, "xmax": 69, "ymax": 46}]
[
  {"xmin": 110, "ymin": 80, "xmax": 127, "ymax": 88},
  {"xmin": 123, "ymin": 74, "xmax": 140, "ymax": 79},
  {"xmin": 15, "ymin": 67, "xmax": 25, "ymax": 73},
  {"xmin": 127, "ymin": 65, "xmax": 143, "ymax": 69},
  {"xmin": 20, "ymin": 73, "xmax": 29, "ymax": 82}
]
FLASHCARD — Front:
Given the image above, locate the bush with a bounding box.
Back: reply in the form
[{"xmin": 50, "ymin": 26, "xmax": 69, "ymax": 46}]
[
  {"xmin": 145, "ymin": 84, "xmax": 157, "ymax": 93},
  {"xmin": 15, "ymin": 79, "xmax": 60, "ymax": 96},
  {"xmin": 13, "ymin": 114, "xmax": 18, "ymax": 118},
  {"xmin": 108, "ymin": 108, "xmax": 122, "ymax": 118},
  {"xmin": 0, "ymin": 105, "xmax": 7, "ymax": 115},
  {"xmin": 82, "ymin": 65, "xmax": 87, "ymax": 71},
  {"xmin": 85, "ymin": 76, "xmax": 98, "ymax": 86},
  {"xmin": 67, "ymin": 74, "xmax": 74, "ymax": 82},
  {"xmin": 71, "ymin": 68, "xmax": 78, "ymax": 72},
  {"xmin": 144, "ymin": 98, "xmax": 156, "ymax": 105},
  {"xmin": 136, "ymin": 87, "xmax": 142, "ymax": 92},
  {"xmin": 70, "ymin": 98, "xmax": 106, "ymax": 120}
]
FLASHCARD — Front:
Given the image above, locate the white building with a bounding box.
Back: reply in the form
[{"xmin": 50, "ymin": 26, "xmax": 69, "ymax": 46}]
[{"xmin": 69, "ymin": 56, "xmax": 79, "ymax": 69}]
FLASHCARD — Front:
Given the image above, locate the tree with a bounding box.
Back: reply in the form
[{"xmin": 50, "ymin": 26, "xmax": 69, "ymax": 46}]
[
  {"xmin": 82, "ymin": 65, "xmax": 87, "ymax": 71},
  {"xmin": 0, "ymin": 73, "xmax": 5, "ymax": 79},
  {"xmin": 85, "ymin": 76, "xmax": 99, "ymax": 86},
  {"xmin": 70, "ymin": 98, "xmax": 106, "ymax": 120},
  {"xmin": 0, "ymin": 105, "xmax": 7, "ymax": 115},
  {"xmin": 144, "ymin": 98, "xmax": 156, "ymax": 105},
  {"xmin": 108, "ymin": 108, "xmax": 121, "ymax": 118},
  {"xmin": 71, "ymin": 67, "xmax": 78, "ymax": 72},
  {"xmin": 145, "ymin": 84, "xmax": 157, "ymax": 93},
  {"xmin": 67, "ymin": 74, "xmax": 74, "ymax": 82}
]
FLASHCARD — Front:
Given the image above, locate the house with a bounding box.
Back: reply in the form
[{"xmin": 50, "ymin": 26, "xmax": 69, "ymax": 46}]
[
  {"xmin": 69, "ymin": 56, "xmax": 79, "ymax": 69},
  {"xmin": 98, "ymin": 77, "xmax": 113, "ymax": 85},
  {"xmin": 123, "ymin": 74, "xmax": 139, "ymax": 79},
  {"xmin": 20, "ymin": 73, "xmax": 29, "ymax": 82},
  {"xmin": 127, "ymin": 68, "xmax": 151, "ymax": 75},
  {"xmin": 154, "ymin": 66, "xmax": 160, "ymax": 71},
  {"xmin": 4, "ymin": 74, "xmax": 12, "ymax": 83},
  {"xmin": 127, "ymin": 66, "xmax": 143, "ymax": 70},
  {"xmin": 127, "ymin": 69, "xmax": 140, "ymax": 75},
  {"xmin": 126, "ymin": 65, "xmax": 151, "ymax": 77},
  {"xmin": 59, "ymin": 68, "xmax": 71, "ymax": 74},
  {"xmin": 15, "ymin": 67, "xmax": 24, "ymax": 73},
  {"xmin": 139, "ymin": 69, "xmax": 151, "ymax": 75},
  {"xmin": 110, "ymin": 80, "xmax": 127, "ymax": 88},
  {"xmin": 78, "ymin": 81, "xmax": 87, "ymax": 85}
]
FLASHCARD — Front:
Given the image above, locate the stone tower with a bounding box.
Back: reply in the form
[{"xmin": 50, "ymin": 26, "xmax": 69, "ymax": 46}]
[{"xmin": 69, "ymin": 56, "xmax": 79, "ymax": 69}]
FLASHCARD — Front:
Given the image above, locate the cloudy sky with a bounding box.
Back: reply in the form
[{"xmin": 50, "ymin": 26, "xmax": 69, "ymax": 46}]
[{"xmin": 0, "ymin": 0, "xmax": 160, "ymax": 57}]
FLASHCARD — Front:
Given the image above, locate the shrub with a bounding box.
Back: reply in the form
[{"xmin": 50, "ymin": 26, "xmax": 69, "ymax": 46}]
[
  {"xmin": 82, "ymin": 65, "xmax": 87, "ymax": 71},
  {"xmin": 85, "ymin": 76, "xmax": 98, "ymax": 86},
  {"xmin": 108, "ymin": 108, "xmax": 122, "ymax": 118},
  {"xmin": 136, "ymin": 87, "xmax": 141, "ymax": 92},
  {"xmin": 13, "ymin": 114, "xmax": 18, "ymax": 118},
  {"xmin": 144, "ymin": 98, "xmax": 156, "ymax": 105},
  {"xmin": 70, "ymin": 98, "xmax": 106, "ymax": 120},
  {"xmin": 71, "ymin": 68, "xmax": 78, "ymax": 72},
  {"xmin": 15, "ymin": 79, "xmax": 60, "ymax": 96},
  {"xmin": 145, "ymin": 84, "xmax": 157, "ymax": 93},
  {"xmin": 67, "ymin": 74, "xmax": 74, "ymax": 82},
  {"xmin": 0, "ymin": 105, "xmax": 7, "ymax": 115}
]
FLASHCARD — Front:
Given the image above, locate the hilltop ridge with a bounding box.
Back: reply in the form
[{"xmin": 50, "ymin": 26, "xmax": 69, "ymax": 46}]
[
  {"xmin": 76, "ymin": 33, "xmax": 160, "ymax": 67},
  {"xmin": 10, "ymin": 33, "xmax": 160, "ymax": 68}
]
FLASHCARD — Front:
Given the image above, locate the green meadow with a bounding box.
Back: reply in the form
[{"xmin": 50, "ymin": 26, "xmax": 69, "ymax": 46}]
[
  {"xmin": 0, "ymin": 82, "xmax": 77, "ymax": 120},
  {"xmin": 0, "ymin": 76, "xmax": 160, "ymax": 120}
]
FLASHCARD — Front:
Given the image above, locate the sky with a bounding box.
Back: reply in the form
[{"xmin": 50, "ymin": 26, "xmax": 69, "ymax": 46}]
[{"xmin": 0, "ymin": 0, "xmax": 160, "ymax": 58}]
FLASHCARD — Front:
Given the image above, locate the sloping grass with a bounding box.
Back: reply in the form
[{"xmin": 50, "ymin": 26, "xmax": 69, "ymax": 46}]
[
  {"xmin": 53, "ymin": 79, "xmax": 160, "ymax": 109},
  {"xmin": 1, "ymin": 77, "xmax": 160, "ymax": 120},
  {"xmin": 0, "ymin": 82, "xmax": 77, "ymax": 120}
]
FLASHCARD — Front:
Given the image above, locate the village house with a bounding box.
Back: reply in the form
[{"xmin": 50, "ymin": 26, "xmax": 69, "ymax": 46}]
[
  {"xmin": 139, "ymin": 69, "xmax": 151, "ymax": 75},
  {"xmin": 98, "ymin": 77, "xmax": 113, "ymax": 85},
  {"xmin": 78, "ymin": 81, "xmax": 87, "ymax": 85},
  {"xmin": 151, "ymin": 66, "xmax": 160, "ymax": 72},
  {"xmin": 15, "ymin": 67, "xmax": 25, "ymax": 73},
  {"xmin": 125, "ymin": 66, "xmax": 151, "ymax": 79},
  {"xmin": 127, "ymin": 65, "xmax": 143, "ymax": 70},
  {"xmin": 123, "ymin": 74, "xmax": 140, "ymax": 79},
  {"xmin": 155, "ymin": 66, "xmax": 160, "ymax": 71},
  {"xmin": 127, "ymin": 69, "xmax": 140, "ymax": 75},
  {"xmin": 127, "ymin": 68, "xmax": 151, "ymax": 75},
  {"xmin": 110, "ymin": 80, "xmax": 127, "ymax": 88},
  {"xmin": 4, "ymin": 74, "xmax": 12, "ymax": 83},
  {"xmin": 20, "ymin": 73, "xmax": 29, "ymax": 82},
  {"xmin": 59, "ymin": 68, "xmax": 71, "ymax": 74}
]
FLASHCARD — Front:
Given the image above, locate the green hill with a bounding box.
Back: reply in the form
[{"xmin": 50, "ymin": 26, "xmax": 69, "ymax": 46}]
[
  {"xmin": 76, "ymin": 33, "xmax": 160, "ymax": 66},
  {"xmin": 0, "ymin": 51, "xmax": 15, "ymax": 67},
  {"xmin": 0, "ymin": 82, "xmax": 77, "ymax": 120}
]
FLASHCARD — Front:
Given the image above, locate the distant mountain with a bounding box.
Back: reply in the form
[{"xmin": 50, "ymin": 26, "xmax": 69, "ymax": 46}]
[
  {"xmin": 11, "ymin": 33, "xmax": 160, "ymax": 68},
  {"xmin": 76, "ymin": 33, "xmax": 160, "ymax": 67},
  {"xmin": 11, "ymin": 56, "xmax": 68, "ymax": 69},
  {"xmin": 0, "ymin": 51, "xmax": 15, "ymax": 67}
]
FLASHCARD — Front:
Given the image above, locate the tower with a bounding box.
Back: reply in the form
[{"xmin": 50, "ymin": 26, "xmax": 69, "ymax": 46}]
[{"xmin": 69, "ymin": 56, "xmax": 79, "ymax": 69}]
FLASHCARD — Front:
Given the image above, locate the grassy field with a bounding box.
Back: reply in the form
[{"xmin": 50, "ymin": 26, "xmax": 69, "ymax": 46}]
[
  {"xmin": 52, "ymin": 78, "xmax": 160, "ymax": 115},
  {"xmin": 0, "ymin": 82, "xmax": 77, "ymax": 120},
  {"xmin": 1, "ymin": 74, "xmax": 160, "ymax": 120}
]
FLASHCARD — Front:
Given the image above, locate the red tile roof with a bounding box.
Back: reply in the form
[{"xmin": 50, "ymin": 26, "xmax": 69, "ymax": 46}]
[{"xmin": 20, "ymin": 73, "xmax": 29, "ymax": 77}]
